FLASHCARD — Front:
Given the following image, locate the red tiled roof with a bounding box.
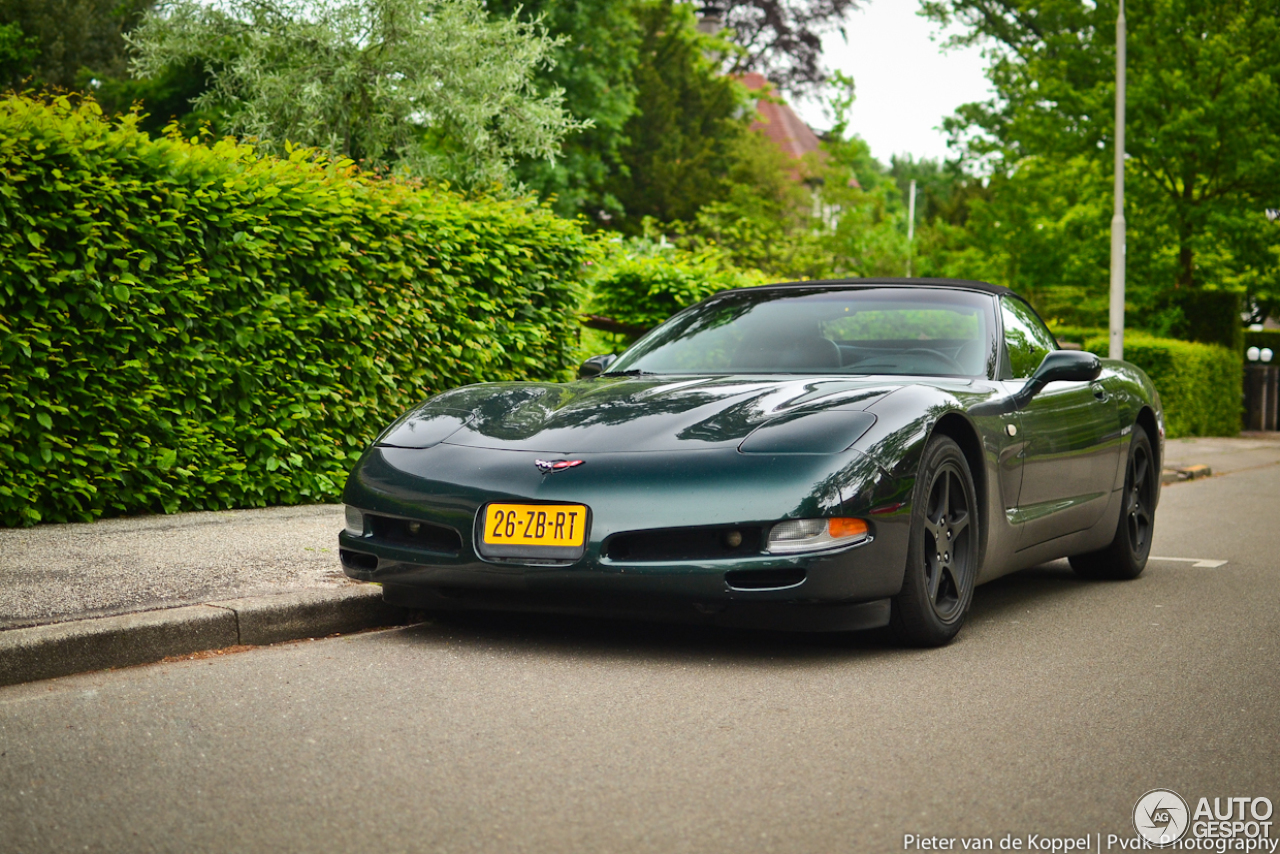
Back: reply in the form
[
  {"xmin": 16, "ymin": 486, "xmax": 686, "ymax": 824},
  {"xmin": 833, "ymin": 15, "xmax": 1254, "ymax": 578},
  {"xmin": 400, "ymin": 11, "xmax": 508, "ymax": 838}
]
[{"xmin": 740, "ymin": 72, "xmax": 822, "ymax": 161}]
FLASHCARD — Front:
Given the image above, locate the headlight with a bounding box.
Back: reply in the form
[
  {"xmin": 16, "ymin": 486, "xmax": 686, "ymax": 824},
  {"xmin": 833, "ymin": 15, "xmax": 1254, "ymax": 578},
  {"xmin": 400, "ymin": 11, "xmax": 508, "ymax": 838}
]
[
  {"xmin": 376, "ymin": 408, "xmax": 472, "ymax": 449},
  {"xmin": 766, "ymin": 518, "xmax": 868, "ymax": 554},
  {"xmin": 344, "ymin": 506, "xmax": 365, "ymax": 537}
]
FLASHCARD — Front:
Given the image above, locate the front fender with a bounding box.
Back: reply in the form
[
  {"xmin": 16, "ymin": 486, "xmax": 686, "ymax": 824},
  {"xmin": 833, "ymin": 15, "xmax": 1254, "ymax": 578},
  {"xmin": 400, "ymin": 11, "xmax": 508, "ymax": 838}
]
[
  {"xmin": 858, "ymin": 383, "xmax": 970, "ymax": 477},
  {"xmin": 854, "ymin": 380, "xmax": 1028, "ymax": 585}
]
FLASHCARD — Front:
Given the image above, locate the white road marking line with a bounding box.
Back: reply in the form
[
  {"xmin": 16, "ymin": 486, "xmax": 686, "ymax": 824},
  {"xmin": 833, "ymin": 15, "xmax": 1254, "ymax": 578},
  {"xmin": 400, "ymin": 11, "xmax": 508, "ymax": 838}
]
[{"xmin": 1149, "ymin": 556, "xmax": 1229, "ymax": 568}]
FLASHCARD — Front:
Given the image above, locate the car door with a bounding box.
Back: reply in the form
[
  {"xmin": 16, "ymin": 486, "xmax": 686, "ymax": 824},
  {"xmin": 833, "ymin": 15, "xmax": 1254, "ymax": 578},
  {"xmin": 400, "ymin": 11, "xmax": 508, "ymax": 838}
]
[{"xmin": 1000, "ymin": 297, "xmax": 1121, "ymax": 548}]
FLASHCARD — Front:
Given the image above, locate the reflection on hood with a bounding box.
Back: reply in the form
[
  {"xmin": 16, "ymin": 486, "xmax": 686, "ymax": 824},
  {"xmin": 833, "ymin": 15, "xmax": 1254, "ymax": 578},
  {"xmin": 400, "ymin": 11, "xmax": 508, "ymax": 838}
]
[{"xmin": 423, "ymin": 376, "xmax": 904, "ymax": 453}]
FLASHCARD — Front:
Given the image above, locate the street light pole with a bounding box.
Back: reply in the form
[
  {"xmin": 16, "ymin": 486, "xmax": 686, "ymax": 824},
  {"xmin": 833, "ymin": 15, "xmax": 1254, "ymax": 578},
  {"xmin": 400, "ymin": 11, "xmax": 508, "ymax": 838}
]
[
  {"xmin": 1109, "ymin": 0, "xmax": 1127, "ymax": 360},
  {"xmin": 906, "ymin": 178, "xmax": 917, "ymax": 278}
]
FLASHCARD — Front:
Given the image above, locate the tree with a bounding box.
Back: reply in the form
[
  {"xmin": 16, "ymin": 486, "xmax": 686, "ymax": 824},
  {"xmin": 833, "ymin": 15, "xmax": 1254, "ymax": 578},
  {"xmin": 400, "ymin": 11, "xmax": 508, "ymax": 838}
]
[
  {"xmin": 482, "ymin": 0, "xmax": 869, "ymax": 219},
  {"xmin": 91, "ymin": 56, "xmax": 214, "ymax": 137},
  {"xmin": 923, "ymin": 0, "xmax": 1280, "ymax": 319},
  {"xmin": 606, "ymin": 0, "xmax": 766, "ymax": 227},
  {"xmin": 127, "ymin": 0, "xmax": 589, "ymax": 188},
  {"xmin": 888, "ymin": 154, "xmax": 978, "ymax": 231},
  {"xmin": 0, "ymin": 0, "xmax": 209, "ymax": 135},
  {"xmin": 807, "ymin": 72, "xmax": 917, "ymax": 279},
  {"xmin": 0, "ymin": 21, "xmax": 38, "ymax": 88},
  {"xmin": 485, "ymin": 0, "xmax": 641, "ymax": 218},
  {"xmin": 717, "ymin": 0, "xmax": 863, "ymax": 95},
  {"xmin": 0, "ymin": 0, "xmax": 154, "ymax": 89},
  {"xmin": 680, "ymin": 133, "xmax": 828, "ymax": 279}
]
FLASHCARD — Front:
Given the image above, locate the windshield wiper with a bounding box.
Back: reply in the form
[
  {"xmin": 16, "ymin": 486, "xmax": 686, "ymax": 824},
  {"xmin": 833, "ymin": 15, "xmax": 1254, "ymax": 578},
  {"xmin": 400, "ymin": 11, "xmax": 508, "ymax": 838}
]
[{"xmin": 601, "ymin": 369, "xmax": 655, "ymax": 377}]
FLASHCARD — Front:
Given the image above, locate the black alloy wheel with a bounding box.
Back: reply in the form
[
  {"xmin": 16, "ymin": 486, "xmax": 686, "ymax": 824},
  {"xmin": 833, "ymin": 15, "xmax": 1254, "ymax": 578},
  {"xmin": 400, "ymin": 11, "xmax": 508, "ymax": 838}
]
[
  {"xmin": 891, "ymin": 435, "xmax": 979, "ymax": 647},
  {"xmin": 1070, "ymin": 424, "xmax": 1156, "ymax": 580},
  {"xmin": 922, "ymin": 464, "xmax": 973, "ymax": 622},
  {"xmin": 1123, "ymin": 434, "xmax": 1155, "ymax": 557}
]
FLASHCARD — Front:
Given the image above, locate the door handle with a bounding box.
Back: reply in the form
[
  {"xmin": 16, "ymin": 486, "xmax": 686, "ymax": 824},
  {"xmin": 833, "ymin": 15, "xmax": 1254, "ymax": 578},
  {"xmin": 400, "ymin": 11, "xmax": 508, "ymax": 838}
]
[{"xmin": 1093, "ymin": 385, "xmax": 1108, "ymax": 402}]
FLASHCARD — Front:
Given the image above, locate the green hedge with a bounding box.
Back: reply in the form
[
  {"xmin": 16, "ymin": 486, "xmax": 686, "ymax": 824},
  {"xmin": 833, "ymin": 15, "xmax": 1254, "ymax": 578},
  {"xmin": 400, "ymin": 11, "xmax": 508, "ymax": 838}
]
[
  {"xmin": 1047, "ymin": 325, "xmax": 1105, "ymax": 347},
  {"xmin": 1244, "ymin": 329, "xmax": 1280, "ymax": 358},
  {"xmin": 1169, "ymin": 288, "xmax": 1245, "ymax": 351},
  {"xmin": 0, "ymin": 95, "xmax": 592, "ymax": 526},
  {"xmin": 589, "ymin": 239, "xmax": 765, "ymax": 343},
  {"xmin": 1083, "ymin": 333, "xmax": 1240, "ymax": 438}
]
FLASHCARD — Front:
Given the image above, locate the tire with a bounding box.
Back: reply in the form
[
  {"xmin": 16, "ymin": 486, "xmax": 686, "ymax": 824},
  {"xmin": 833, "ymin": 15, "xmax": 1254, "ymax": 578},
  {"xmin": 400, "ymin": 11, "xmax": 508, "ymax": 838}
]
[
  {"xmin": 1069, "ymin": 424, "xmax": 1156, "ymax": 580},
  {"xmin": 890, "ymin": 435, "xmax": 980, "ymax": 647}
]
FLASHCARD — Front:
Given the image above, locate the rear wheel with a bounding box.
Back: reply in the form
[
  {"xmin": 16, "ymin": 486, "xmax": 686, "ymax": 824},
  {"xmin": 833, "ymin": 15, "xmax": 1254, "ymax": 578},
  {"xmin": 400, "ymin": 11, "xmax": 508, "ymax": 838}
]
[
  {"xmin": 1069, "ymin": 424, "xmax": 1156, "ymax": 580},
  {"xmin": 890, "ymin": 435, "xmax": 979, "ymax": 647}
]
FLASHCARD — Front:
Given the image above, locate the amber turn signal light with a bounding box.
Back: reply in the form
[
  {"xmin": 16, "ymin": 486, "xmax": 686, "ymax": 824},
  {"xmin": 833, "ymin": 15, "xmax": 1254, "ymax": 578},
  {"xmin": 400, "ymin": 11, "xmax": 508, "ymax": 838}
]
[{"xmin": 827, "ymin": 518, "xmax": 868, "ymax": 539}]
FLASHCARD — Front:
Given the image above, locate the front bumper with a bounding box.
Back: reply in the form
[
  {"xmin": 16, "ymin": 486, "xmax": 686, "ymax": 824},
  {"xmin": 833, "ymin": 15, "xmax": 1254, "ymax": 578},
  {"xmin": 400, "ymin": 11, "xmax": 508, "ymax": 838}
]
[{"xmin": 338, "ymin": 444, "xmax": 912, "ymax": 631}]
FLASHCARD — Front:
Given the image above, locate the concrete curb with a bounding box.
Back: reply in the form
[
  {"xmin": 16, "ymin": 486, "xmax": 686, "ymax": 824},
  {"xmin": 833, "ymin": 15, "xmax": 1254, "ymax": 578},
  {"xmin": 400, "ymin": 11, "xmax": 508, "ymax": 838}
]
[
  {"xmin": 0, "ymin": 585, "xmax": 408, "ymax": 688},
  {"xmin": 1162, "ymin": 464, "xmax": 1213, "ymax": 485},
  {"xmin": 208, "ymin": 587, "xmax": 408, "ymax": 647}
]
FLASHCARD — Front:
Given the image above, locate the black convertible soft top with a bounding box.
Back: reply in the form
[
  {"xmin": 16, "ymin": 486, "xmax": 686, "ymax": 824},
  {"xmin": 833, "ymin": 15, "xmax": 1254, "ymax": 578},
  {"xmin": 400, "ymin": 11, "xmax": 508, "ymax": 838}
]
[{"xmin": 725, "ymin": 277, "xmax": 1015, "ymax": 297}]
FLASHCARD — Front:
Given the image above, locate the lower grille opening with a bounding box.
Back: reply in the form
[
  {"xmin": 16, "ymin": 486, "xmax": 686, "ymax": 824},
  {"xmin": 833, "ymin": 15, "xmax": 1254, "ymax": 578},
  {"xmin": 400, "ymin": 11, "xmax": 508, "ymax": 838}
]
[
  {"xmin": 485, "ymin": 557, "xmax": 577, "ymax": 566},
  {"xmin": 368, "ymin": 515, "xmax": 462, "ymax": 554},
  {"xmin": 340, "ymin": 549, "xmax": 378, "ymax": 572},
  {"xmin": 724, "ymin": 568, "xmax": 807, "ymax": 591},
  {"xmin": 605, "ymin": 525, "xmax": 763, "ymax": 562}
]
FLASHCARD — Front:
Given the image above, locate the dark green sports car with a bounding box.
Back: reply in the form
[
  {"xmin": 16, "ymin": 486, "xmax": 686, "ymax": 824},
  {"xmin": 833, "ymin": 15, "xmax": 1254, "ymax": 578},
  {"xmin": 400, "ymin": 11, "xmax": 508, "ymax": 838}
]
[{"xmin": 339, "ymin": 279, "xmax": 1163, "ymax": 646}]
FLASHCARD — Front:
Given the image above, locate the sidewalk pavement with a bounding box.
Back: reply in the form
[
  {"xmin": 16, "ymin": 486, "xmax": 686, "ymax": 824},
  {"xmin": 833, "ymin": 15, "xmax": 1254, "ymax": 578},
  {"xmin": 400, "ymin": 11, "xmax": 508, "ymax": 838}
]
[
  {"xmin": 0, "ymin": 504, "xmax": 412, "ymax": 686},
  {"xmin": 3, "ymin": 435, "xmax": 1279, "ymax": 687},
  {"xmin": 1162, "ymin": 432, "xmax": 1280, "ymax": 477}
]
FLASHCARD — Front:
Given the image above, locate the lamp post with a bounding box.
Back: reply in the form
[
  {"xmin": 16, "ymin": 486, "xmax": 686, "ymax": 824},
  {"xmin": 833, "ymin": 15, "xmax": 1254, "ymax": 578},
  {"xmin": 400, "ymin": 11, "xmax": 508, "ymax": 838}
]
[
  {"xmin": 1109, "ymin": 0, "xmax": 1127, "ymax": 360},
  {"xmin": 906, "ymin": 178, "xmax": 917, "ymax": 278}
]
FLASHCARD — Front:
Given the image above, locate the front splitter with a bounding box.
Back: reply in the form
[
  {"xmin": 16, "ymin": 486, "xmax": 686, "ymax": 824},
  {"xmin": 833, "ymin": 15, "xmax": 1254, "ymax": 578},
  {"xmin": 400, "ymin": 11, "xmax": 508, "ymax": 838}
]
[{"xmin": 379, "ymin": 582, "xmax": 891, "ymax": 633}]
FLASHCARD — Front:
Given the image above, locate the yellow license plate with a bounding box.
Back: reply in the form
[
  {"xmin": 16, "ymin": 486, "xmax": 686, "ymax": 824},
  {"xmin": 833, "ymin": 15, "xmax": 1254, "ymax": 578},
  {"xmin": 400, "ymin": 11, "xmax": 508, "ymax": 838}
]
[{"xmin": 479, "ymin": 503, "xmax": 588, "ymax": 558}]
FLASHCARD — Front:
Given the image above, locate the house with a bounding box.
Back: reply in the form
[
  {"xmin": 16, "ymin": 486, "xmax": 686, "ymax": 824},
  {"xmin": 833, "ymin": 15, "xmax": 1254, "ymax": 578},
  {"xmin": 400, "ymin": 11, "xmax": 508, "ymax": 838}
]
[
  {"xmin": 740, "ymin": 71, "xmax": 823, "ymax": 166},
  {"xmin": 739, "ymin": 71, "xmax": 854, "ymax": 225}
]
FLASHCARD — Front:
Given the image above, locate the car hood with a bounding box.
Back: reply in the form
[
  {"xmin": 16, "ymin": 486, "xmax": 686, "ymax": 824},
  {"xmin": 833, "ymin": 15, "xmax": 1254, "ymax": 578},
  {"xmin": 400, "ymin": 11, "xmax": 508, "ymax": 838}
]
[{"xmin": 380, "ymin": 375, "xmax": 912, "ymax": 454}]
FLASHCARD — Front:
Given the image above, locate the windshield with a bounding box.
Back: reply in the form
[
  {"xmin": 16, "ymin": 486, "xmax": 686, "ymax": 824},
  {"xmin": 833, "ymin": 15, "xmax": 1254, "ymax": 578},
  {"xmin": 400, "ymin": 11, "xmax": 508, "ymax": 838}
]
[{"xmin": 607, "ymin": 287, "xmax": 997, "ymax": 378}]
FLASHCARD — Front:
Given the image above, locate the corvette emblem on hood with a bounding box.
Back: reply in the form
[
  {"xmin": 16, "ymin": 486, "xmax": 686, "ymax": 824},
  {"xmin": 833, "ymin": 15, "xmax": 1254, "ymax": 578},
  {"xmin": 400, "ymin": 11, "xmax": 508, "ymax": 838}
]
[{"xmin": 535, "ymin": 459, "xmax": 585, "ymax": 474}]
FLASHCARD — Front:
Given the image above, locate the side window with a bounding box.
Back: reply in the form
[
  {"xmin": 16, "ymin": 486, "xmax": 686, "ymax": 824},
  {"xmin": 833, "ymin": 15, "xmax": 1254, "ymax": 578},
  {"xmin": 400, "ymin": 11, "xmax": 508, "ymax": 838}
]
[{"xmin": 1000, "ymin": 297, "xmax": 1058, "ymax": 379}]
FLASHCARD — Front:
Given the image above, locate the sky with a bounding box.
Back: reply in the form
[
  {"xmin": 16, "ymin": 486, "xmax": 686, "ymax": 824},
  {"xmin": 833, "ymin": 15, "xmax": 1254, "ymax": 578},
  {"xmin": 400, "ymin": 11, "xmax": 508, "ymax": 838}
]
[{"xmin": 792, "ymin": 0, "xmax": 994, "ymax": 164}]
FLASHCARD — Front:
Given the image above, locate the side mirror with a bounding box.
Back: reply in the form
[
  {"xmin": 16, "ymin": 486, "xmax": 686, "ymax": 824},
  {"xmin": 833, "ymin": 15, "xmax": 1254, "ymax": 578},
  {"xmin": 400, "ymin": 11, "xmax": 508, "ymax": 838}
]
[
  {"xmin": 1028, "ymin": 350, "xmax": 1102, "ymax": 386},
  {"xmin": 578, "ymin": 353, "xmax": 618, "ymax": 379},
  {"xmin": 971, "ymin": 350, "xmax": 1102, "ymax": 416}
]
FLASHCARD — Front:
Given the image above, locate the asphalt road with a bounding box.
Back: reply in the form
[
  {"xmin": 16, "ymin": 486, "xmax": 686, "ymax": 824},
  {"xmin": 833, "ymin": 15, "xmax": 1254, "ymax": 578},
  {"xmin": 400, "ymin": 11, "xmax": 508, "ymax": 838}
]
[{"xmin": 2, "ymin": 463, "xmax": 1279, "ymax": 854}]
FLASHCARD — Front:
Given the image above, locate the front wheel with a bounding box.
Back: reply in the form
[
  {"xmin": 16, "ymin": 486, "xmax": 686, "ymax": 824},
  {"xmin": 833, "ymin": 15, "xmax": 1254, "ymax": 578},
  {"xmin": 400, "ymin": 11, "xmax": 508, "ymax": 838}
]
[
  {"xmin": 890, "ymin": 435, "xmax": 980, "ymax": 647},
  {"xmin": 1069, "ymin": 424, "xmax": 1156, "ymax": 580}
]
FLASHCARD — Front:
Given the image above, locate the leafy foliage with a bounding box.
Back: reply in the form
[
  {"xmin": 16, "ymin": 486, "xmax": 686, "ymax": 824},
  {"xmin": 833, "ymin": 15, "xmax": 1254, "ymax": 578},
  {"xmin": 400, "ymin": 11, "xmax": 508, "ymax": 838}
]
[
  {"xmin": 717, "ymin": 0, "xmax": 862, "ymax": 95},
  {"xmin": 0, "ymin": 0, "xmax": 154, "ymax": 89},
  {"xmin": 0, "ymin": 94, "xmax": 592, "ymax": 527},
  {"xmin": 629, "ymin": 67, "xmax": 922, "ymax": 282},
  {"xmin": 921, "ymin": 0, "xmax": 1280, "ymax": 321},
  {"xmin": 1171, "ymin": 288, "xmax": 1245, "ymax": 352},
  {"xmin": 127, "ymin": 0, "xmax": 588, "ymax": 188},
  {"xmin": 667, "ymin": 131, "xmax": 827, "ymax": 278},
  {"xmin": 91, "ymin": 56, "xmax": 215, "ymax": 138},
  {"xmin": 486, "ymin": 0, "xmax": 641, "ymax": 219},
  {"xmin": 914, "ymin": 154, "xmax": 1116, "ymax": 326},
  {"xmin": 0, "ymin": 21, "xmax": 38, "ymax": 87},
  {"xmin": 0, "ymin": 0, "xmax": 210, "ymax": 137},
  {"xmin": 607, "ymin": 0, "xmax": 763, "ymax": 229},
  {"xmin": 589, "ymin": 237, "xmax": 766, "ymax": 339}
]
